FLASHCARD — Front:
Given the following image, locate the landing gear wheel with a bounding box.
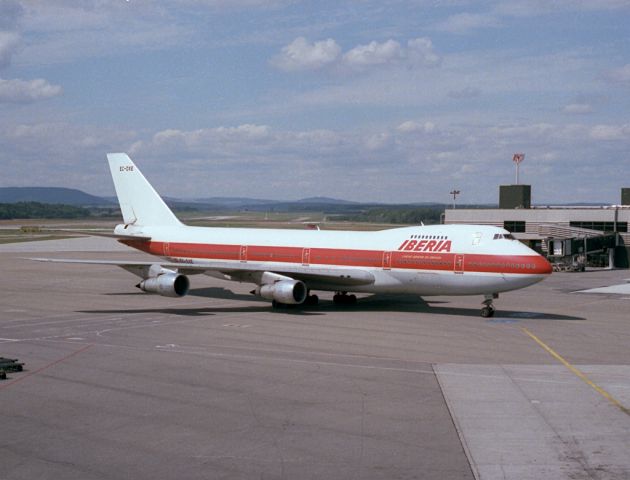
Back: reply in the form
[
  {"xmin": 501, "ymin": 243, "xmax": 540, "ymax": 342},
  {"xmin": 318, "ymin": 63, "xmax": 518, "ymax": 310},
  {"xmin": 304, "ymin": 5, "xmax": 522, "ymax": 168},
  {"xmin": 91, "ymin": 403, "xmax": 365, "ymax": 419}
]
[
  {"xmin": 304, "ymin": 294, "xmax": 319, "ymax": 306},
  {"xmin": 333, "ymin": 292, "xmax": 357, "ymax": 305},
  {"xmin": 480, "ymin": 293, "xmax": 498, "ymax": 318}
]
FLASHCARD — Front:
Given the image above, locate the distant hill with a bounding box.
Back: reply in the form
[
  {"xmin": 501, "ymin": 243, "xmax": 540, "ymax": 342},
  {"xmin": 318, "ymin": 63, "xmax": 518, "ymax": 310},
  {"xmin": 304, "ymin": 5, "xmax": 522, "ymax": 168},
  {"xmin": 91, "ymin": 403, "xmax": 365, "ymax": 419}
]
[
  {"xmin": 294, "ymin": 196, "xmax": 359, "ymax": 205},
  {"xmin": 164, "ymin": 196, "xmax": 362, "ymax": 212},
  {"xmin": 191, "ymin": 197, "xmax": 277, "ymax": 207},
  {"xmin": 0, "ymin": 187, "xmax": 112, "ymax": 205},
  {"xmin": 181, "ymin": 196, "xmax": 360, "ymax": 207}
]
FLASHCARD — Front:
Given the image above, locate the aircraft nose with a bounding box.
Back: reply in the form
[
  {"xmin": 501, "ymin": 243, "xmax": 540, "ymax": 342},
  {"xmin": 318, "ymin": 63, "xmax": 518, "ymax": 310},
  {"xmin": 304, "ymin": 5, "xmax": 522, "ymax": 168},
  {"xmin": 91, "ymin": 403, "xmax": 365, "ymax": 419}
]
[{"xmin": 534, "ymin": 254, "xmax": 553, "ymax": 275}]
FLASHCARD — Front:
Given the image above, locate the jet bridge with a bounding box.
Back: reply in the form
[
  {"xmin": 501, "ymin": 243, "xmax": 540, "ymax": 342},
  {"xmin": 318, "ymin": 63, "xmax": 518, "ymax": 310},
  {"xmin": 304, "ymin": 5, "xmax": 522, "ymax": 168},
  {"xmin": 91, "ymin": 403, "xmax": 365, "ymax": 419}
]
[{"xmin": 548, "ymin": 233, "xmax": 618, "ymax": 271}]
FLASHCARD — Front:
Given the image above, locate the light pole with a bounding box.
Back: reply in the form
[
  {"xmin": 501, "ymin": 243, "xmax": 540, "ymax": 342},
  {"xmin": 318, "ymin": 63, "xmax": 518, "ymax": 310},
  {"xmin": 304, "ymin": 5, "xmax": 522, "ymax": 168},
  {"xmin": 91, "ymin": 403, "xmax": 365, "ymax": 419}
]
[
  {"xmin": 450, "ymin": 189, "xmax": 460, "ymax": 209},
  {"xmin": 513, "ymin": 153, "xmax": 525, "ymax": 184}
]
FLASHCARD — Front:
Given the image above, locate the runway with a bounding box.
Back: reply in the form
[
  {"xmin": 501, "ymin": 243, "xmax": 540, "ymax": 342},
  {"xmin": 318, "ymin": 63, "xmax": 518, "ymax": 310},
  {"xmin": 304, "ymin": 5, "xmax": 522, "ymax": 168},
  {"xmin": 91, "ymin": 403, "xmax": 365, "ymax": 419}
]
[{"xmin": 1, "ymin": 237, "xmax": 629, "ymax": 479}]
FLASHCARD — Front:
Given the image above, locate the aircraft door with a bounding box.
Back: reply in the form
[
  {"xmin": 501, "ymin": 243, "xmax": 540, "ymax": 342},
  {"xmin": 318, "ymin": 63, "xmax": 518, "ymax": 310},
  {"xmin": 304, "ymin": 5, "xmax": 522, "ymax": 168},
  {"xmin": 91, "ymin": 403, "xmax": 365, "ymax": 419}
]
[
  {"xmin": 382, "ymin": 251, "xmax": 392, "ymax": 270},
  {"xmin": 302, "ymin": 248, "xmax": 310, "ymax": 266},
  {"xmin": 240, "ymin": 245, "xmax": 248, "ymax": 263},
  {"xmin": 163, "ymin": 242, "xmax": 170, "ymax": 257},
  {"xmin": 454, "ymin": 254, "xmax": 464, "ymax": 274}
]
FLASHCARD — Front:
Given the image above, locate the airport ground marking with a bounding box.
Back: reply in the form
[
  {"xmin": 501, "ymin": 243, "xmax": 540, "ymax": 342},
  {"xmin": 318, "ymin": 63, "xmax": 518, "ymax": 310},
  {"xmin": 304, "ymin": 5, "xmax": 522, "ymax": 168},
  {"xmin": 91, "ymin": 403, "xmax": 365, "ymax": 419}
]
[
  {"xmin": 522, "ymin": 327, "xmax": 629, "ymax": 416},
  {"xmin": 0, "ymin": 343, "xmax": 93, "ymax": 391}
]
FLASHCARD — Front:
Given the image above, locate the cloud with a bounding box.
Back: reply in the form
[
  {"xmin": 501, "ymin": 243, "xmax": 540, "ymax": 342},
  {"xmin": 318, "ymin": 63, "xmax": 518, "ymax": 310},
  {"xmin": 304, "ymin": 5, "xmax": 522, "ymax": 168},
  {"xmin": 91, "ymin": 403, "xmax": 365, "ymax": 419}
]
[
  {"xmin": 397, "ymin": 121, "xmax": 436, "ymax": 134},
  {"xmin": 562, "ymin": 103, "xmax": 593, "ymax": 115},
  {"xmin": 435, "ymin": 2, "xmax": 630, "ymax": 34},
  {"xmin": 406, "ymin": 38, "xmax": 441, "ymax": 67},
  {"xmin": 272, "ymin": 36, "xmax": 441, "ymax": 74},
  {"xmin": 364, "ymin": 132, "xmax": 392, "ymax": 151},
  {"xmin": 495, "ymin": 0, "xmax": 630, "ymax": 17},
  {"xmin": 605, "ymin": 64, "xmax": 630, "ymax": 85},
  {"xmin": 270, "ymin": 37, "xmax": 341, "ymax": 72},
  {"xmin": 0, "ymin": 15, "xmax": 63, "ymax": 104},
  {"xmin": 343, "ymin": 40, "xmax": 402, "ymax": 68},
  {"xmin": 589, "ymin": 124, "xmax": 630, "ymax": 141},
  {"xmin": 133, "ymin": 124, "xmax": 353, "ymax": 162},
  {"xmin": 3, "ymin": 119, "xmax": 630, "ymax": 202},
  {"xmin": 0, "ymin": 77, "xmax": 62, "ymax": 103},
  {"xmin": 342, "ymin": 37, "xmax": 441, "ymax": 70},
  {"xmin": 262, "ymin": 47, "xmax": 606, "ymax": 125},
  {"xmin": 3, "ymin": 122, "xmax": 136, "ymax": 157},
  {"xmin": 2, "ymin": 2, "xmax": 629, "ymax": 204},
  {"xmin": 0, "ymin": 121, "xmax": 138, "ymax": 192},
  {"xmin": 215, "ymin": 124, "xmax": 272, "ymax": 139},
  {"xmin": 435, "ymin": 13, "xmax": 501, "ymax": 34},
  {"xmin": 10, "ymin": 1, "xmax": 194, "ymax": 66},
  {"xmin": 448, "ymin": 86, "xmax": 481, "ymax": 99},
  {"xmin": 136, "ymin": 124, "xmax": 275, "ymax": 158},
  {"xmin": 0, "ymin": 12, "xmax": 62, "ymax": 105},
  {"xmin": 176, "ymin": 0, "xmax": 293, "ymax": 9}
]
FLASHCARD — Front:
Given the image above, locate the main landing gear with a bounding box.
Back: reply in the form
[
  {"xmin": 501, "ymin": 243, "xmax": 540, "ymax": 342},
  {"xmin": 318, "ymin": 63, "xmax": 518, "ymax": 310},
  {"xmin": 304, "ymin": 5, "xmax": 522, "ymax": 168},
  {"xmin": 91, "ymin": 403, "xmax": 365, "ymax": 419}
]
[
  {"xmin": 333, "ymin": 292, "xmax": 357, "ymax": 305},
  {"xmin": 480, "ymin": 293, "xmax": 498, "ymax": 318},
  {"xmin": 271, "ymin": 293, "xmax": 319, "ymax": 309},
  {"xmin": 304, "ymin": 293, "xmax": 319, "ymax": 306}
]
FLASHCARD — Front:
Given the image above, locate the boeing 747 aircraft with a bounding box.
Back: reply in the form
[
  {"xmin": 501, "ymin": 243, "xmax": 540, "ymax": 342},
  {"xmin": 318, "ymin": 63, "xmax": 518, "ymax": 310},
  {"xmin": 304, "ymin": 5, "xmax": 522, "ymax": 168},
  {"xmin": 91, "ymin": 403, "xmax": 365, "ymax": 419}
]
[{"xmin": 35, "ymin": 153, "xmax": 552, "ymax": 317}]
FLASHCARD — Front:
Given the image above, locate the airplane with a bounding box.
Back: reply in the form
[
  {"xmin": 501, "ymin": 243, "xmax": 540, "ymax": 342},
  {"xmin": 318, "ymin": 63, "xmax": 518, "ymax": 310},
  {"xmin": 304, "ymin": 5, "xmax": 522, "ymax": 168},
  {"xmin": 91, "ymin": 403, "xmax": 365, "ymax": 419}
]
[{"xmin": 34, "ymin": 153, "xmax": 552, "ymax": 317}]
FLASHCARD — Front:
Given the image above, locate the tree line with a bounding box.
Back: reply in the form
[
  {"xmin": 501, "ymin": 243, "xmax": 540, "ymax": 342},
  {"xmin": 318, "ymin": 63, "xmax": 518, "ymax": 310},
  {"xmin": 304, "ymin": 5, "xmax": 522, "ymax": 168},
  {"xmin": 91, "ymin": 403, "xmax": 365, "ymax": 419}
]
[
  {"xmin": 335, "ymin": 206, "xmax": 444, "ymax": 225},
  {"xmin": 0, "ymin": 202, "xmax": 91, "ymax": 219}
]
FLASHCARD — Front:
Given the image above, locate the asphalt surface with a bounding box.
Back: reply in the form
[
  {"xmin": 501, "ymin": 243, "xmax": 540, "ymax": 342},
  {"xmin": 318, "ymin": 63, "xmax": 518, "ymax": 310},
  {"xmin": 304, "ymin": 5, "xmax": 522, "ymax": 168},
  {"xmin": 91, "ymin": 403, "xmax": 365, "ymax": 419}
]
[{"xmin": 1, "ymin": 237, "xmax": 629, "ymax": 479}]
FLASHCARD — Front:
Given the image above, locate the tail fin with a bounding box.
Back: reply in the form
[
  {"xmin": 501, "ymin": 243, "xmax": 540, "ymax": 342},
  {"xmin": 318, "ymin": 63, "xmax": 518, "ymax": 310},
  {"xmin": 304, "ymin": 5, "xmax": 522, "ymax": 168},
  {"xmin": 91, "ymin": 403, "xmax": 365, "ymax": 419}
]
[{"xmin": 107, "ymin": 153, "xmax": 182, "ymax": 227}]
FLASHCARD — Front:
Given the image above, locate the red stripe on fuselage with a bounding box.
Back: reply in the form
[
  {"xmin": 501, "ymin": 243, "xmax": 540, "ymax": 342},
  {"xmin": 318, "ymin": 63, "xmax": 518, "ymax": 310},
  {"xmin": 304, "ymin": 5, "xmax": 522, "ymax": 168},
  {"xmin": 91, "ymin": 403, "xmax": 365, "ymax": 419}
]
[{"xmin": 121, "ymin": 240, "xmax": 552, "ymax": 275}]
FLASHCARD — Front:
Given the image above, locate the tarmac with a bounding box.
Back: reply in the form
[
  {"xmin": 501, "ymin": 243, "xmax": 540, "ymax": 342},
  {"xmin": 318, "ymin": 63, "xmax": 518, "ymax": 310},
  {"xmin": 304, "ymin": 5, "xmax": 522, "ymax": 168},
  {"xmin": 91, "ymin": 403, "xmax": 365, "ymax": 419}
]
[{"xmin": 1, "ymin": 237, "xmax": 629, "ymax": 480}]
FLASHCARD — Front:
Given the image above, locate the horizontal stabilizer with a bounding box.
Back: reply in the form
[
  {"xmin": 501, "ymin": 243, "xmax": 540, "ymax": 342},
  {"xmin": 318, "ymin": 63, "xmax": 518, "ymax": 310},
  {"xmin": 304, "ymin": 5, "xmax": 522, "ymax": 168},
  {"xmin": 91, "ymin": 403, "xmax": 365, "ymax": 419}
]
[{"xmin": 44, "ymin": 228, "xmax": 151, "ymax": 241}]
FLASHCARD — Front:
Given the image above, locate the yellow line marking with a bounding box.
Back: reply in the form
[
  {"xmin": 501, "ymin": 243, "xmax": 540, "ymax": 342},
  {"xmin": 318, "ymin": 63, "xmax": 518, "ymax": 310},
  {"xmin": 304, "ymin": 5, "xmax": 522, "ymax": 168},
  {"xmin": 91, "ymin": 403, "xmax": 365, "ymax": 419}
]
[{"xmin": 522, "ymin": 327, "xmax": 629, "ymax": 416}]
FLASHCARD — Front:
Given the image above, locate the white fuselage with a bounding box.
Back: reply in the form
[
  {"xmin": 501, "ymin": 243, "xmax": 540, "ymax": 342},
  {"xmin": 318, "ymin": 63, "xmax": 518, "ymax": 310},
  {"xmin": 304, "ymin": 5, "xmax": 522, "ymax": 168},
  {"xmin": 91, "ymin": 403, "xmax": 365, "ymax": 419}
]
[{"xmin": 118, "ymin": 223, "xmax": 552, "ymax": 296}]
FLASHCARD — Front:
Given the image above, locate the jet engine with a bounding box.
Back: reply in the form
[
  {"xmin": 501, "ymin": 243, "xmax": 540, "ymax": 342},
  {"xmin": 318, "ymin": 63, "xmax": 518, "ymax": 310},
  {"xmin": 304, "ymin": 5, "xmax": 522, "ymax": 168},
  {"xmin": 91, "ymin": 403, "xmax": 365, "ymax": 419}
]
[
  {"xmin": 137, "ymin": 272, "xmax": 190, "ymax": 298},
  {"xmin": 254, "ymin": 279, "xmax": 307, "ymax": 305}
]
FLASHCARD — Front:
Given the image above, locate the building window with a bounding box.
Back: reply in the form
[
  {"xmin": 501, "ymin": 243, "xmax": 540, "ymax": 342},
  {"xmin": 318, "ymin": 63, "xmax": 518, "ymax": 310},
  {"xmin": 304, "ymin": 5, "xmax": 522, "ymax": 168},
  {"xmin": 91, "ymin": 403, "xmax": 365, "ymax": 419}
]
[
  {"xmin": 504, "ymin": 221, "xmax": 526, "ymax": 233},
  {"xmin": 569, "ymin": 221, "xmax": 627, "ymax": 233}
]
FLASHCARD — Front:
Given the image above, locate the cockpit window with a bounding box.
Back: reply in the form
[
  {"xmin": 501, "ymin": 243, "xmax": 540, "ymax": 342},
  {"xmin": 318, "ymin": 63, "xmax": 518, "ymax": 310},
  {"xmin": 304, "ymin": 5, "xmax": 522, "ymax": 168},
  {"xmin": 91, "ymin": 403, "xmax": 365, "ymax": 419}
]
[{"xmin": 493, "ymin": 233, "xmax": 516, "ymax": 240}]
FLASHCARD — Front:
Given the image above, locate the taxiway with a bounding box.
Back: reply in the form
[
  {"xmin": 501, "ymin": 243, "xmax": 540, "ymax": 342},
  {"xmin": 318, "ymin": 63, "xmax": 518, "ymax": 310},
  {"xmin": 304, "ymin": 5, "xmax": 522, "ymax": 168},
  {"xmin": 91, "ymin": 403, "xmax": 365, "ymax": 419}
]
[{"xmin": 1, "ymin": 237, "xmax": 629, "ymax": 479}]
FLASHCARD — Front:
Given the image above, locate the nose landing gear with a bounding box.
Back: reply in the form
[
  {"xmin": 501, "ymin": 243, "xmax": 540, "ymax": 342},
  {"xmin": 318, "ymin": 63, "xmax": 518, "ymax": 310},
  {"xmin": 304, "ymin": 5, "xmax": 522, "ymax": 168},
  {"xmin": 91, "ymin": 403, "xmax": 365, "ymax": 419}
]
[{"xmin": 481, "ymin": 293, "xmax": 498, "ymax": 317}]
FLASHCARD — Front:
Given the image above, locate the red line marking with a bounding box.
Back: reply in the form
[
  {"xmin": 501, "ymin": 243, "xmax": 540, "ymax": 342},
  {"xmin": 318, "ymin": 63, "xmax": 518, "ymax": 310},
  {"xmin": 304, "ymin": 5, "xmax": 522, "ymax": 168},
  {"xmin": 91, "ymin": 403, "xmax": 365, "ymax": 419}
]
[{"xmin": 0, "ymin": 344, "xmax": 93, "ymax": 391}]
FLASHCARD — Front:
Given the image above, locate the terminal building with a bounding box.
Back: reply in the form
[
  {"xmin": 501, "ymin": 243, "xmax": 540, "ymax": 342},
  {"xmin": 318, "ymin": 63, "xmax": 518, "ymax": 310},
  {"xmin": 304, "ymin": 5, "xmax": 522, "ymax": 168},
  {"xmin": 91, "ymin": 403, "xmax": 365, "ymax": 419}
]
[{"xmin": 444, "ymin": 185, "xmax": 630, "ymax": 269}]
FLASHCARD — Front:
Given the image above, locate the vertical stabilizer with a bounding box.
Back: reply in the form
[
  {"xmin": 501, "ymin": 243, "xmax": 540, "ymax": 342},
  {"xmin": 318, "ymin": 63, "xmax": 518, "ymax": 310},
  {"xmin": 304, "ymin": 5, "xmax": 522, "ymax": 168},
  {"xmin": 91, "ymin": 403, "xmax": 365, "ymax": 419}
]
[{"xmin": 107, "ymin": 153, "xmax": 182, "ymax": 227}]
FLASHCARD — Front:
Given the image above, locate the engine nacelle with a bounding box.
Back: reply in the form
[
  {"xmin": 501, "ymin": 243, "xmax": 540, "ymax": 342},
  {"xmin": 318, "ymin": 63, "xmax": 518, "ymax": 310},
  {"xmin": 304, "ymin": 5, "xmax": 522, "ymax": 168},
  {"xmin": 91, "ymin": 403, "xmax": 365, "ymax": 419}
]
[
  {"xmin": 137, "ymin": 273, "xmax": 190, "ymax": 298},
  {"xmin": 255, "ymin": 279, "xmax": 307, "ymax": 305}
]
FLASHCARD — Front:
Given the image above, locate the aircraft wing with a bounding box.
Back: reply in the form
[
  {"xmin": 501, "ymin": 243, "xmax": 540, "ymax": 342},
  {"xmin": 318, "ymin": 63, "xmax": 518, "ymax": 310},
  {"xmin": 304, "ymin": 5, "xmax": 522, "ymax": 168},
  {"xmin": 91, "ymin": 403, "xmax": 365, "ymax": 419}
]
[{"xmin": 28, "ymin": 258, "xmax": 375, "ymax": 287}]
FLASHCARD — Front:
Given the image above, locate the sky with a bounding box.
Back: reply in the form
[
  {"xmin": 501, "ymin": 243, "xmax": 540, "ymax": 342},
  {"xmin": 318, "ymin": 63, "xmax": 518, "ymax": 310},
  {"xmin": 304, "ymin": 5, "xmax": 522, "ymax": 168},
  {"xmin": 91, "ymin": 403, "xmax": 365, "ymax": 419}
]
[{"xmin": 1, "ymin": 0, "xmax": 630, "ymax": 204}]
